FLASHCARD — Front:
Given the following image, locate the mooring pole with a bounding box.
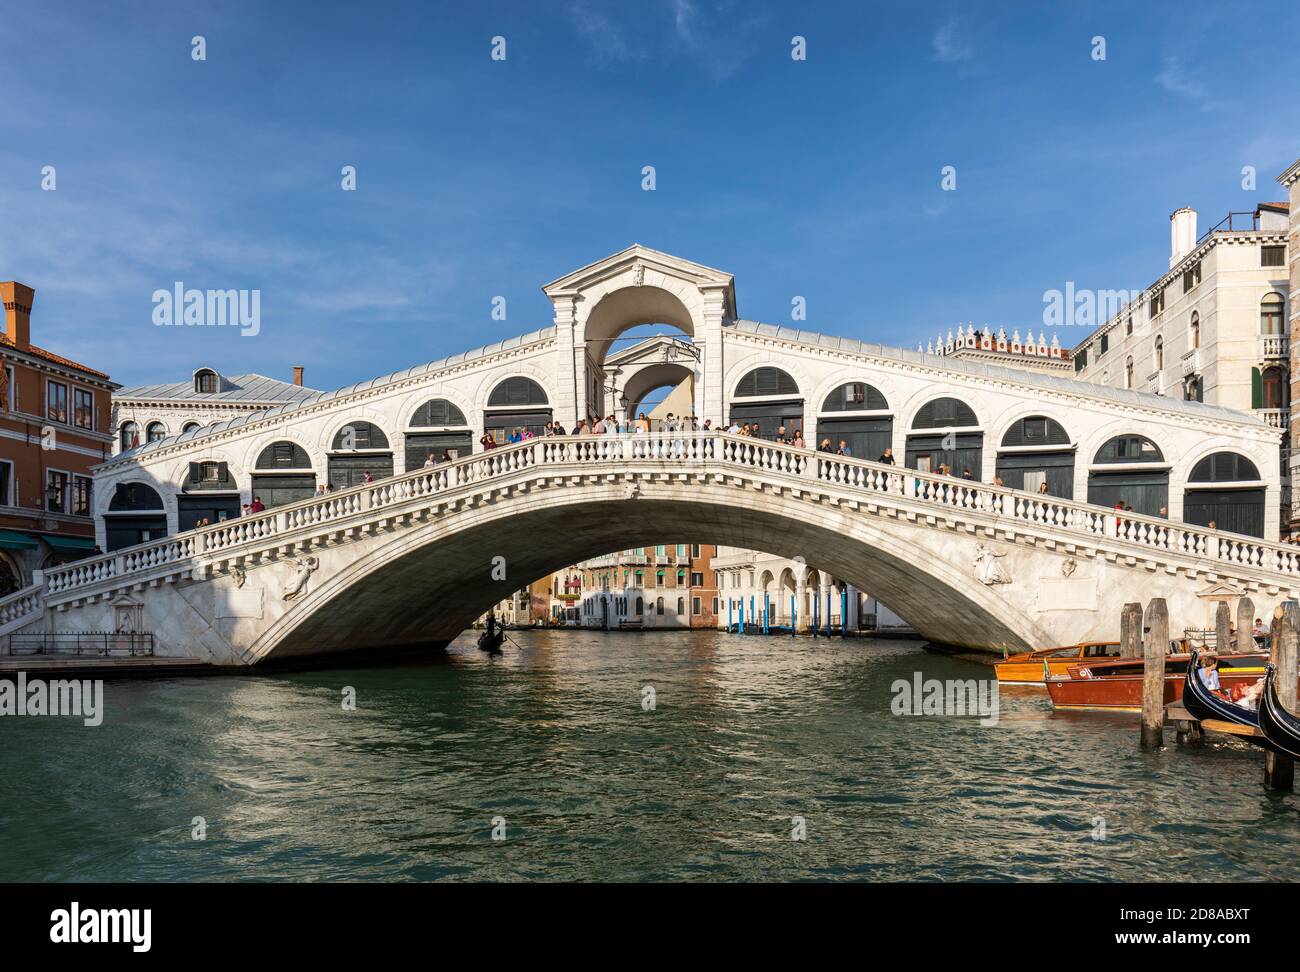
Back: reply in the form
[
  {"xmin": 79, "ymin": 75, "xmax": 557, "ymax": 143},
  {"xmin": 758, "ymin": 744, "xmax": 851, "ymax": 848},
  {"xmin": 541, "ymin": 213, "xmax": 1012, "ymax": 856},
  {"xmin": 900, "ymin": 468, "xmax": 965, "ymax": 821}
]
[
  {"xmin": 738, "ymin": 597, "xmax": 744, "ymax": 636},
  {"xmin": 1265, "ymin": 601, "xmax": 1299, "ymax": 792},
  {"xmin": 1236, "ymin": 596, "xmax": 1255, "ymax": 654},
  {"xmin": 1121, "ymin": 602, "xmax": 1142, "ymax": 657},
  {"xmin": 1140, "ymin": 598, "xmax": 1168, "ymax": 750},
  {"xmin": 763, "ymin": 593, "xmax": 769, "ymax": 635},
  {"xmin": 841, "ymin": 589, "xmax": 848, "ymax": 639},
  {"xmin": 825, "ymin": 590, "xmax": 832, "ymax": 638},
  {"xmin": 728, "ymin": 598, "xmax": 733, "ymax": 633},
  {"xmin": 1215, "ymin": 601, "xmax": 1232, "ymax": 655},
  {"xmin": 791, "ymin": 595, "xmax": 796, "ymax": 638}
]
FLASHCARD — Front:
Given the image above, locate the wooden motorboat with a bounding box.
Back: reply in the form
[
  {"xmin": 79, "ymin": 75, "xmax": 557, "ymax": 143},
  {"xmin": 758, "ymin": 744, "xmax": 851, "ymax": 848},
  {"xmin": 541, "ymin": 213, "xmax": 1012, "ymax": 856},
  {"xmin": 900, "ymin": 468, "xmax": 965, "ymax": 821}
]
[
  {"xmin": 1045, "ymin": 650, "xmax": 1268, "ymax": 712},
  {"xmin": 995, "ymin": 641, "xmax": 1123, "ymax": 684},
  {"xmin": 1258, "ymin": 664, "xmax": 1300, "ymax": 758}
]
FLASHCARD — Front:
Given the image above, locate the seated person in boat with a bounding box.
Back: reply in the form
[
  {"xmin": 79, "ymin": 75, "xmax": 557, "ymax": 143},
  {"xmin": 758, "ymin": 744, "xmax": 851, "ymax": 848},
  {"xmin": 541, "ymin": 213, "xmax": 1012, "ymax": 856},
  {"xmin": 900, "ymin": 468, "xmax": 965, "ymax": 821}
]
[
  {"xmin": 1229, "ymin": 676, "xmax": 1266, "ymax": 711},
  {"xmin": 1198, "ymin": 656, "xmax": 1228, "ymax": 699}
]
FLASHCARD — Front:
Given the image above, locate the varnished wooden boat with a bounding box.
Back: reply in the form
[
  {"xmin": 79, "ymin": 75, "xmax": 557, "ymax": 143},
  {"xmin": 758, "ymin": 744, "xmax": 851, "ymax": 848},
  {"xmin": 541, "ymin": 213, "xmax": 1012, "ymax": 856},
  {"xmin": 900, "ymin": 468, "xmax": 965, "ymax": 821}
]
[
  {"xmin": 1258, "ymin": 664, "xmax": 1300, "ymax": 758},
  {"xmin": 995, "ymin": 642, "xmax": 1123, "ymax": 684},
  {"xmin": 1045, "ymin": 651, "xmax": 1268, "ymax": 712},
  {"xmin": 1181, "ymin": 648, "xmax": 1262, "ymax": 730}
]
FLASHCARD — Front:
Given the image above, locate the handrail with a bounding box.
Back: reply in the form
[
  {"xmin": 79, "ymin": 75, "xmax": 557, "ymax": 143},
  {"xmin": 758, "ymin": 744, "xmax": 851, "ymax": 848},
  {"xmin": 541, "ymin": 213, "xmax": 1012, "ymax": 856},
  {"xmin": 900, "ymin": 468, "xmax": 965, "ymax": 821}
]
[{"xmin": 31, "ymin": 431, "xmax": 1300, "ymax": 604}]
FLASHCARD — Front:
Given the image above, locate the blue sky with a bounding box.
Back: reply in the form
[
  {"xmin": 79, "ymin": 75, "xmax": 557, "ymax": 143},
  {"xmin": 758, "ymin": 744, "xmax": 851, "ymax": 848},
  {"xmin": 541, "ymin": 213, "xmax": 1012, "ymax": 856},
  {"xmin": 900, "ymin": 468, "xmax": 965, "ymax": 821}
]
[{"xmin": 1, "ymin": 0, "xmax": 1296, "ymax": 391}]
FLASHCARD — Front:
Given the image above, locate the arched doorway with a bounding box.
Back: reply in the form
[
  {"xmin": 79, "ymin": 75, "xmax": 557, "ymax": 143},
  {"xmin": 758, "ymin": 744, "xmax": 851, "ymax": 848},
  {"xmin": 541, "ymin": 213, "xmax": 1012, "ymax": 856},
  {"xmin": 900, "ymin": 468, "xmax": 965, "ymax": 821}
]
[
  {"xmin": 582, "ymin": 287, "xmax": 698, "ymax": 420},
  {"xmin": 178, "ymin": 459, "xmax": 240, "ymax": 529},
  {"xmin": 406, "ymin": 399, "xmax": 472, "ymax": 468},
  {"xmin": 617, "ymin": 360, "xmax": 694, "ymax": 426},
  {"xmin": 817, "ymin": 381, "xmax": 891, "ymax": 459},
  {"xmin": 1087, "ymin": 434, "xmax": 1168, "ymax": 516},
  {"xmin": 328, "ymin": 422, "xmax": 394, "ymax": 489},
  {"xmin": 906, "ymin": 397, "xmax": 982, "ymax": 477},
  {"xmin": 0, "ymin": 551, "xmax": 23, "ymax": 596},
  {"xmin": 730, "ymin": 367, "xmax": 803, "ymax": 439},
  {"xmin": 251, "ymin": 441, "xmax": 316, "ymax": 508},
  {"xmin": 484, "ymin": 377, "xmax": 551, "ymax": 443},
  {"xmin": 997, "ymin": 416, "xmax": 1074, "ymax": 497},
  {"xmin": 105, "ymin": 482, "xmax": 167, "ymax": 551},
  {"xmin": 1184, "ymin": 452, "xmax": 1265, "ymax": 537}
]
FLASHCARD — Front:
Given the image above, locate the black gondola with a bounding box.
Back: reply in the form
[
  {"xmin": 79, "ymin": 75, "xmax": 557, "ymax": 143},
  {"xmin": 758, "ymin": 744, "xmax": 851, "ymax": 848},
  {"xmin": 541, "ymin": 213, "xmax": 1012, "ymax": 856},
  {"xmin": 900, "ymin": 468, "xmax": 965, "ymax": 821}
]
[
  {"xmin": 1182, "ymin": 648, "xmax": 1261, "ymax": 730},
  {"xmin": 477, "ymin": 612, "xmax": 504, "ymax": 653},
  {"xmin": 1258, "ymin": 664, "xmax": 1300, "ymax": 759}
]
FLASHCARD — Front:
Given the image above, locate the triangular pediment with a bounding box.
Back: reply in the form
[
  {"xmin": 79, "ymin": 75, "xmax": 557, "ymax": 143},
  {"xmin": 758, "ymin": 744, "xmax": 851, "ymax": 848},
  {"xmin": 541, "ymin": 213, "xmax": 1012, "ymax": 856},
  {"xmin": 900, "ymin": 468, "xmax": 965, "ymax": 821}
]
[
  {"xmin": 605, "ymin": 334, "xmax": 693, "ymax": 366},
  {"xmin": 542, "ymin": 244, "xmax": 733, "ymax": 297},
  {"xmin": 1196, "ymin": 582, "xmax": 1242, "ymax": 599}
]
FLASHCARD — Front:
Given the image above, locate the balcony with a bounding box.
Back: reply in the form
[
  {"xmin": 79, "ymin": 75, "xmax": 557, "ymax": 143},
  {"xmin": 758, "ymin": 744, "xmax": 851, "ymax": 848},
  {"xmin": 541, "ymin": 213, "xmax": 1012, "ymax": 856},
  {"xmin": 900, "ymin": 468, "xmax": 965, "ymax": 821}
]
[
  {"xmin": 1260, "ymin": 334, "xmax": 1290, "ymax": 362},
  {"xmin": 1180, "ymin": 349, "xmax": 1201, "ymax": 376},
  {"xmin": 1258, "ymin": 408, "xmax": 1290, "ymax": 431}
]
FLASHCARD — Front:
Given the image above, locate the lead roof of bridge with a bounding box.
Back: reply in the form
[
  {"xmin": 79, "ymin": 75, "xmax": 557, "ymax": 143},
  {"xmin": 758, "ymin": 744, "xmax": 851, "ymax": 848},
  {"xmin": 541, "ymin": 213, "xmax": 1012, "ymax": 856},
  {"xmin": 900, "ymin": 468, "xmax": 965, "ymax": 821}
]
[
  {"xmin": 108, "ymin": 313, "xmax": 1269, "ymax": 466},
  {"xmin": 115, "ymin": 372, "xmax": 323, "ymax": 403}
]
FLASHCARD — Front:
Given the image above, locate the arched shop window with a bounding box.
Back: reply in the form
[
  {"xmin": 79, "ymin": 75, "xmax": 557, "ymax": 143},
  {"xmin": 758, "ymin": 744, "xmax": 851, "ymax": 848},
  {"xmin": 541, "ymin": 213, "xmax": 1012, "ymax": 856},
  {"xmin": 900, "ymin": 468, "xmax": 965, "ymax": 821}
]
[
  {"xmin": 1087, "ymin": 435, "xmax": 1168, "ymax": 517},
  {"xmin": 906, "ymin": 397, "xmax": 981, "ymax": 478},
  {"xmin": 730, "ymin": 368, "xmax": 802, "ymax": 439},
  {"xmin": 1184, "ymin": 452, "xmax": 1265, "ymax": 538},
  {"xmin": 996, "ymin": 416, "xmax": 1074, "ymax": 498}
]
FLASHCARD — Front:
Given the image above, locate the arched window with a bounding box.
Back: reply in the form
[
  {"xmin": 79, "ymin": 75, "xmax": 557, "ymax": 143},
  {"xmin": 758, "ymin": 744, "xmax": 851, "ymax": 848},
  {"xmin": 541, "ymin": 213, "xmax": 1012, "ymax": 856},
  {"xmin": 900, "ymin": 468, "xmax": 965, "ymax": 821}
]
[
  {"xmin": 635, "ymin": 597, "xmax": 643, "ymax": 615},
  {"xmin": 181, "ymin": 422, "xmax": 202, "ymax": 434},
  {"xmin": 331, "ymin": 422, "xmax": 389, "ymax": 450},
  {"xmin": 194, "ymin": 369, "xmax": 219, "ymax": 394},
  {"xmin": 1259, "ymin": 366, "xmax": 1288, "ymax": 410},
  {"xmin": 108, "ymin": 482, "xmax": 164, "ymax": 512},
  {"xmin": 1125, "ymin": 356, "xmax": 1134, "ymax": 389},
  {"xmin": 119, "ymin": 422, "xmax": 140, "ymax": 451},
  {"xmin": 1000, "ymin": 416, "xmax": 1070, "ymax": 447},
  {"xmin": 677, "ymin": 597, "xmax": 685, "ymax": 615},
  {"xmin": 821, "ymin": 382, "xmax": 888, "ymax": 412},
  {"xmin": 1261, "ymin": 293, "xmax": 1285, "ymax": 335},
  {"xmin": 1183, "ymin": 374, "xmax": 1204, "ymax": 403},
  {"xmin": 656, "ymin": 597, "xmax": 665, "ymax": 616},
  {"xmin": 1189, "ymin": 312, "xmax": 1200, "ymax": 350},
  {"xmin": 1189, "ymin": 453, "xmax": 1260, "ymax": 483},
  {"xmin": 1154, "ymin": 336, "xmax": 1164, "ymax": 371},
  {"xmin": 409, "ymin": 399, "xmax": 468, "ymax": 427},
  {"xmin": 0, "ymin": 553, "xmax": 21, "ymax": 598},
  {"xmin": 1093, "ymin": 435, "xmax": 1164, "ymax": 464},
  {"xmin": 145, "ymin": 421, "xmax": 166, "ymax": 443},
  {"xmin": 911, "ymin": 397, "xmax": 978, "ymax": 428},
  {"xmin": 255, "ymin": 441, "xmax": 313, "ymax": 469},
  {"xmin": 734, "ymin": 367, "xmax": 798, "ymax": 398},
  {"xmin": 487, "ymin": 377, "xmax": 548, "ymax": 407}
]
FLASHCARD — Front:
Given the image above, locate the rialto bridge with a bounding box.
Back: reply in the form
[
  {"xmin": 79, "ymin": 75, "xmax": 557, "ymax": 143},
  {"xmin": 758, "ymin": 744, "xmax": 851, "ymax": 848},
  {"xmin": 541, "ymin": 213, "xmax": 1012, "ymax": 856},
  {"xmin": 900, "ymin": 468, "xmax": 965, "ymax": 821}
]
[{"xmin": 0, "ymin": 246, "xmax": 1289, "ymax": 662}]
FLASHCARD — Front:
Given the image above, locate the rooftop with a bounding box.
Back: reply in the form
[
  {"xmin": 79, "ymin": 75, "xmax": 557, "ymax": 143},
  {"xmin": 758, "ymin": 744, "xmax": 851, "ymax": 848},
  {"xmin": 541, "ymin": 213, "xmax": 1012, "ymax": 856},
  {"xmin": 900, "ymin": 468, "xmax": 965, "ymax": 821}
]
[
  {"xmin": 0, "ymin": 335, "xmax": 114, "ymax": 382},
  {"xmin": 116, "ymin": 372, "xmax": 322, "ymax": 404}
]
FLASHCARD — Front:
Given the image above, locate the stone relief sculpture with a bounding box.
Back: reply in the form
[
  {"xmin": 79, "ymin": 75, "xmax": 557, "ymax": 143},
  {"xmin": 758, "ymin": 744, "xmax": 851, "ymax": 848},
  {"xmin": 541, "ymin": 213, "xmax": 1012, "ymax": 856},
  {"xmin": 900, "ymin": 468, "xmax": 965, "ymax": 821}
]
[
  {"xmin": 281, "ymin": 556, "xmax": 320, "ymax": 601},
  {"xmin": 1061, "ymin": 557, "xmax": 1077, "ymax": 578},
  {"xmin": 230, "ymin": 566, "xmax": 246, "ymax": 589},
  {"xmin": 973, "ymin": 544, "xmax": 1011, "ymax": 586}
]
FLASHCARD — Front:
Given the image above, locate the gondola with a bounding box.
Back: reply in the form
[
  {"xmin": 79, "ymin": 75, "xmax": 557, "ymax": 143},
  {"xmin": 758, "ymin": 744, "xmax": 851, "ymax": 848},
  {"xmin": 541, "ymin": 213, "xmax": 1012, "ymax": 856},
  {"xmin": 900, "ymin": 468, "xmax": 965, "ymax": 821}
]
[
  {"xmin": 1258, "ymin": 665, "xmax": 1300, "ymax": 759},
  {"xmin": 1181, "ymin": 648, "xmax": 1261, "ymax": 731},
  {"xmin": 477, "ymin": 613, "xmax": 505, "ymax": 654}
]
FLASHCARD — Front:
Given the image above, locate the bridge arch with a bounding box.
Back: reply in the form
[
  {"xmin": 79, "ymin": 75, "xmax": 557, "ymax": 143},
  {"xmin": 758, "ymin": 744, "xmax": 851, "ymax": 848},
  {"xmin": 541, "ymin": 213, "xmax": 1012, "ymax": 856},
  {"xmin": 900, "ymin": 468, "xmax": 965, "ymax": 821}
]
[
  {"xmin": 245, "ymin": 476, "xmax": 1056, "ymax": 663},
  {"xmin": 582, "ymin": 285, "xmax": 699, "ymax": 372},
  {"xmin": 619, "ymin": 362, "xmax": 694, "ymax": 422}
]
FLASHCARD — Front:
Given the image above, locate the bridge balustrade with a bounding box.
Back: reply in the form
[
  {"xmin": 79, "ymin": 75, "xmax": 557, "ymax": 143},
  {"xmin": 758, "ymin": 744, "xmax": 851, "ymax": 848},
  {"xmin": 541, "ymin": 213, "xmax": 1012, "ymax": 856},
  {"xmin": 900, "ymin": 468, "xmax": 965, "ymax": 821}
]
[{"xmin": 11, "ymin": 431, "xmax": 1300, "ymax": 614}]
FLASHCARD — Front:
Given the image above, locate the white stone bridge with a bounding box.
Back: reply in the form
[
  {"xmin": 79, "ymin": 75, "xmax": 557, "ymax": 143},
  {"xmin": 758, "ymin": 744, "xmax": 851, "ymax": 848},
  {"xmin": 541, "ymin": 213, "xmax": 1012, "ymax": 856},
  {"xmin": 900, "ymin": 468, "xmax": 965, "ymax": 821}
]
[
  {"xmin": 0, "ymin": 245, "xmax": 1288, "ymax": 665},
  {"xmin": 1, "ymin": 432, "xmax": 1298, "ymax": 664}
]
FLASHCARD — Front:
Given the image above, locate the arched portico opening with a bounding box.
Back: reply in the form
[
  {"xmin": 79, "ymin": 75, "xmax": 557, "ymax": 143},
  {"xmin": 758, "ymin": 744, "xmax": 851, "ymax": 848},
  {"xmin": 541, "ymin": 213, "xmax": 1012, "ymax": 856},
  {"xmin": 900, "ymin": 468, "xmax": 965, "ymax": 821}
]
[
  {"xmin": 484, "ymin": 377, "xmax": 551, "ymax": 443},
  {"xmin": 818, "ymin": 381, "xmax": 891, "ymax": 459},
  {"xmin": 105, "ymin": 482, "xmax": 167, "ymax": 551},
  {"xmin": 1087, "ymin": 434, "xmax": 1169, "ymax": 517},
  {"xmin": 730, "ymin": 367, "xmax": 803, "ymax": 439},
  {"xmin": 583, "ymin": 287, "xmax": 698, "ymax": 421},
  {"xmin": 328, "ymin": 422, "xmax": 394, "ymax": 489},
  {"xmin": 997, "ymin": 416, "xmax": 1074, "ymax": 498},
  {"xmin": 1183, "ymin": 452, "xmax": 1265, "ymax": 537},
  {"xmin": 179, "ymin": 459, "xmax": 240, "ymax": 530},
  {"xmin": 906, "ymin": 397, "xmax": 982, "ymax": 478},
  {"xmin": 252, "ymin": 441, "xmax": 317, "ymax": 509},
  {"xmin": 618, "ymin": 361, "xmax": 694, "ymax": 425},
  {"xmin": 406, "ymin": 399, "xmax": 472, "ymax": 468}
]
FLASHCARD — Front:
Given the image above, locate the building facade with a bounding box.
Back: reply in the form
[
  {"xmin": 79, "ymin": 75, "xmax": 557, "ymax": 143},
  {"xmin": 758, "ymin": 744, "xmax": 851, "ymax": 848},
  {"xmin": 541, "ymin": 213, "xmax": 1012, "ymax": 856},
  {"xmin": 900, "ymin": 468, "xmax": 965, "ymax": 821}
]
[
  {"xmin": 579, "ymin": 544, "xmax": 719, "ymax": 629},
  {"xmin": 0, "ymin": 281, "xmax": 118, "ymax": 594},
  {"xmin": 1281, "ymin": 158, "xmax": 1300, "ymax": 534},
  {"xmin": 1064, "ymin": 204, "xmax": 1289, "ymax": 537}
]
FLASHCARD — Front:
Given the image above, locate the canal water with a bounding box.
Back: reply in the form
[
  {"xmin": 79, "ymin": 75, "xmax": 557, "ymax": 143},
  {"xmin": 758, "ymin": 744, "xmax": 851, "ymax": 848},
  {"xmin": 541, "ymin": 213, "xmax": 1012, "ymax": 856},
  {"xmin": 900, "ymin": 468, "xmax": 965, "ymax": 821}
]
[{"xmin": 3, "ymin": 630, "xmax": 1299, "ymax": 882}]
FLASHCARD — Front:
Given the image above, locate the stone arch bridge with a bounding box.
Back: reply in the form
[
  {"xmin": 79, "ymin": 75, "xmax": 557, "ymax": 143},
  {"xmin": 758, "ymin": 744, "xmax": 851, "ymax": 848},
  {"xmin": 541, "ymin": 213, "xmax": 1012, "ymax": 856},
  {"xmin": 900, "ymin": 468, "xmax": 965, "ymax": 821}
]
[{"xmin": 1, "ymin": 433, "xmax": 1298, "ymax": 665}]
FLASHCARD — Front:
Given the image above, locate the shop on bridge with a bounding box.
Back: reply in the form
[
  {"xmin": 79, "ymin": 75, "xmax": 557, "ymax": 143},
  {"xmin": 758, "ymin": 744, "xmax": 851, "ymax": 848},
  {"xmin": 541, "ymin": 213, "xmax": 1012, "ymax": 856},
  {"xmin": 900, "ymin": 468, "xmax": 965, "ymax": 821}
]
[
  {"xmin": 905, "ymin": 396, "xmax": 983, "ymax": 478},
  {"xmin": 405, "ymin": 398, "xmax": 473, "ymax": 467},
  {"xmin": 104, "ymin": 482, "xmax": 167, "ymax": 551},
  {"xmin": 251, "ymin": 441, "xmax": 316, "ymax": 509},
  {"xmin": 815, "ymin": 381, "xmax": 892, "ymax": 459},
  {"xmin": 327, "ymin": 422, "xmax": 393, "ymax": 489},
  {"xmin": 1183, "ymin": 451, "xmax": 1266, "ymax": 538},
  {"xmin": 178, "ymin": 461, "xmax": 240, "ymax": 530},
  {"xmin": 484, "ymin": 377, "xmax": 551, "ymax": 443},
  {"xmin": 1086, "ymin": 434, "xmax": 1168, "ymax": 517},
  {"xmin": 995, "ymin": 415, "xmax": 1075, "ymax": 498},
  {"xmin": 729, "ymin": 367, "xmax": 804, "ymax": 439}
]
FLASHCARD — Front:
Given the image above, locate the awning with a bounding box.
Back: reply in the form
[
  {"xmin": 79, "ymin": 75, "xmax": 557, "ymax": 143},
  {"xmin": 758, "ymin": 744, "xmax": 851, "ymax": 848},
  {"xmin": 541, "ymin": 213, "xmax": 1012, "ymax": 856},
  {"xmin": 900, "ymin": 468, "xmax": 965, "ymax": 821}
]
[
  {"xmin": 0, "ymin": 530, "xmax": 39, "ymax": 550},
  {"xmin": 40, "ymin": 534, "xmax": 97, "ymax": 553}
]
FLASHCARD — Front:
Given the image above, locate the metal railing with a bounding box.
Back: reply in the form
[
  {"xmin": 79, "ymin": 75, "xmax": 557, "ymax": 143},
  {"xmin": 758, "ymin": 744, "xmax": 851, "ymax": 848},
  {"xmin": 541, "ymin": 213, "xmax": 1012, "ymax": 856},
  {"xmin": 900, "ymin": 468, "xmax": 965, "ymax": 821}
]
[{"xmin": 6, "ymin": 632, "xmax": 154, "ymax": 657}]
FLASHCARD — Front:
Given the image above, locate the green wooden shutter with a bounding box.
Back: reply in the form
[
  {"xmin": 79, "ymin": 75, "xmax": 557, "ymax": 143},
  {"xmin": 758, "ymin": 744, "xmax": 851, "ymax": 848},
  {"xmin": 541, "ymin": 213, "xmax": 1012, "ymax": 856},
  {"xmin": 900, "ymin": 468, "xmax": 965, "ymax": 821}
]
[{"xmin": 1251, "ymin": 367, "xmax": 1262, "ymax": 409}]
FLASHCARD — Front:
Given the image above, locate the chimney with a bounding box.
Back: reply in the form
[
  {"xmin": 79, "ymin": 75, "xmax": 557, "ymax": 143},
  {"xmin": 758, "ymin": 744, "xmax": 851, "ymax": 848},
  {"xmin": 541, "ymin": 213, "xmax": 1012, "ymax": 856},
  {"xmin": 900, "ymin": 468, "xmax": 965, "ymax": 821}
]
[
  {"xmin": 1169, "ymin": 207, "xmax": 1198, "ymax": 268},
  {"xmin": 292, "ymin": 366, "xmax": 304, "ymax": 386},
  {"xmin": 0, "ymin": 281, "xmax": 34, "ymax": 350}
]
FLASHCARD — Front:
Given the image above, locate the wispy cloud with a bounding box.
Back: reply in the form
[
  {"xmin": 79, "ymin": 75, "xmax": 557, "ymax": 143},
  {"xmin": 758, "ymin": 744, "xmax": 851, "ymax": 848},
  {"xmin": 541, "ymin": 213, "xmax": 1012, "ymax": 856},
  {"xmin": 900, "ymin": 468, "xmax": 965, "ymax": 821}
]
[
  {"xmin": 1155, "ymin": 57, "xmax": 1219, "ymax": 111},
  {"xmin": 569, "ymin": 2, "xmax": 638, "ymax": 61},
  {"xmin": 673, "ymin": 0, "xmax": 699, "ymax": 47},
  {"xmin": 931, "ymin": 18, "xmax": 974, "ymax": 64}
]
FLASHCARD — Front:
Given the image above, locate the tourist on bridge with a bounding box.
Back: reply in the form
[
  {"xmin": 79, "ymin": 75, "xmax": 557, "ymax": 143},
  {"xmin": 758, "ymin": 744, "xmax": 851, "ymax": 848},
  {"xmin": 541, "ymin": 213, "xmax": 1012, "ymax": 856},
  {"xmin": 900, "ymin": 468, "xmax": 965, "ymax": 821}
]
[
  {"xmin": 250, "ymin": 497, "xmax": 265, "ymax": 513},
  {"xmin": 423, "ymin": 452, "xmax": 436, "ymax": 468},
  {"xmin": 837, "ymin": 440, "xmax": 852, "ymax": 457},
  {"xmin": 818, "ymin": 437, "xmax": 833, "ymax": 452},
  {"xmin": 878, "ymin": 447, "xmax": 895, "ymax": 465},
  {"xmin": 1038, "ymin": 481, "xmax": 1050, "ymax": 496},
  {"xmin": 792, "ymin": 429, "xmax": 805, "ymax": 448}
]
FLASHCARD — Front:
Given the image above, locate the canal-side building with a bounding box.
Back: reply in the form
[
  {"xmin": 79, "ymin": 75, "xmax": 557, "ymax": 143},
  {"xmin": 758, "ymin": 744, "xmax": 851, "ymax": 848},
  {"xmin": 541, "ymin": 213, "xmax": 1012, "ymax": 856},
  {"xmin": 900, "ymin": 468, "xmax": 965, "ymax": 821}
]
[
  {"xmin": 578, "ymin": 544, "xmax": 719, "ymax": 629},
  {"xmin": 0, "ymin": 281, "xmax": 118, "ymax": 594},
  {"xmin": 1066, "ymin": 203, "xmax": 1289, "ymax": 537},
  {"xmin": 711, "ymin": 548, "xmax": 910, "ymax": 635},
  {"xmin": 926, "ymin": 325, "xmax": 1072, "ymax": 374},
  {"xmin": 112, "ymin": 366, "xmax": 320, "ymax": 455},
  {"xmin": 1280, "ymin": 157, "xmax": 1300, "ymax": 534}
]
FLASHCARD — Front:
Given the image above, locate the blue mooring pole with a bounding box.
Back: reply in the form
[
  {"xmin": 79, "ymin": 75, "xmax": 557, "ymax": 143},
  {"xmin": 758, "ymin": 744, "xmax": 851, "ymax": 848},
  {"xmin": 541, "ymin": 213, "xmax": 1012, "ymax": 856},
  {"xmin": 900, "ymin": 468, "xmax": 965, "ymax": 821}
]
[
  {"xmin": 791, "ymin": 595, "xmax": 796, "ymax": 638},
  {"xmin": 812, "ymin": 593, "xmax": 818, "ymax": 638},
  {"xmin": 825, "ymin": 590, "xmax": 832, "ymax": 638},
  {"xmin": 764, "ymin": 593, "xmax": 769, "ymax": 635},
  {"xmin": 738, "ymin": 597, "xmax": 744, "ymax": 636},
  {"xmin": 728, "ymin": 598, "xmax": 733, "ymax": 633},
  {"xmin": 841, "ymin": 589, "xmax": 848, "ymax": 639}
]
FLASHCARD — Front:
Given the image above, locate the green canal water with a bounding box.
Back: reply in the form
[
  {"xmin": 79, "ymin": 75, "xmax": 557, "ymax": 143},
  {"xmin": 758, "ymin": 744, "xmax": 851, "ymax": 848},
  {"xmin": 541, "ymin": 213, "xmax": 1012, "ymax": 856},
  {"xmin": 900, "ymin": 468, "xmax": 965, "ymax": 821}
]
[{"xmin": 3, "ymin": 629, "xmax": 1299, "ymax": 882}]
